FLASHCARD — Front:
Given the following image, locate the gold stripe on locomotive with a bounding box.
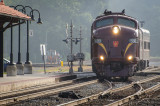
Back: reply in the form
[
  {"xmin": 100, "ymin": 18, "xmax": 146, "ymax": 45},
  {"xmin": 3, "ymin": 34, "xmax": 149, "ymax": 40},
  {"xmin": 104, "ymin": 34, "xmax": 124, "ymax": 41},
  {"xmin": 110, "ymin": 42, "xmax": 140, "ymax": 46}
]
[
  {"xmin": 98, "ymin": 43, "xmax": 108, "ymax": 57},
  {"xmin": 124, "ymin": 43, "xmax": 133, "ymax": 56},
  {"xmin": 97, "ymin": 42, "xmax": 134, "ymax": 58}
]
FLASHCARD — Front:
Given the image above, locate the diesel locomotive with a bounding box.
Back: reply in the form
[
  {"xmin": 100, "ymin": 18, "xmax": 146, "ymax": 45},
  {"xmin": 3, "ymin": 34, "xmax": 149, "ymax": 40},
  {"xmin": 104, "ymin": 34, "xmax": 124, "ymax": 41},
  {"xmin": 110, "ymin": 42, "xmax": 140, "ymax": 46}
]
[{"xmin": 91, "ymin": 10, "xmax": 150, "ymax": 80}]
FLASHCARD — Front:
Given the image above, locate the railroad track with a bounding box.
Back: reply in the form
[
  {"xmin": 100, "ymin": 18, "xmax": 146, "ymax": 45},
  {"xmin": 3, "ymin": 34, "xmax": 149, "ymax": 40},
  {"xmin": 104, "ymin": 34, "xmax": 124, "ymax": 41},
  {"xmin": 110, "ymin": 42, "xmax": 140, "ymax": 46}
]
[
  {"xmin": 58, "ymin": 75, "xmax": 160, "ymax": 106},
  {"xmin": 2, "ymin": 66, "xmax": 160, "ymax": 106},
  {"xmin": 106, "ymin": 75, "xmax": 160, "ymax": 106},
  {"xmin": 0, "ymin": 76, "xmax": 96, "ymax": 105},
  {"xmin": 57, "ymin": 79, "xmax": 113, "ymax": 106}
]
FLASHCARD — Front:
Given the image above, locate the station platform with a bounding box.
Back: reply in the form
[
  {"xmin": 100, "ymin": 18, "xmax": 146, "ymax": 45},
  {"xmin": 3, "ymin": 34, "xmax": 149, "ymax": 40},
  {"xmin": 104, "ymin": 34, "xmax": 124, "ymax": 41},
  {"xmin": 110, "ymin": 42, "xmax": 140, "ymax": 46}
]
[{"xmin": 0, "ymin": 71, "xmax": 77, "ymax": 93}]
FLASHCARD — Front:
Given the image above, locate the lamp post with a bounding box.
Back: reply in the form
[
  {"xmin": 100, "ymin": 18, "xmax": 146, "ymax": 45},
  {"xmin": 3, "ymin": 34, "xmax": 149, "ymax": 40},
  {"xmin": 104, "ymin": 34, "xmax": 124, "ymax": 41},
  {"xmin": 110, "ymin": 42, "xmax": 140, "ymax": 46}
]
[
  {"xmin": 24, "ymin": 6, "xmax": 42, "ymax": 74},
  {"xmin": 14, "ymin": 7, "xmax": 26, "ymax": 64},
  {"xmin": 9, "ymin": 6, "xmax": 15, "ymax": 65},
  {"xmin": 10, "ymin": 23, "xmax": 14, "ymax": 65},
  {"xmin": 7, "ymin": 5, "xmax": 26, "ymax": 76},
  {"xmin": 30, "ymin": 9, "xmax": 43, "ymax": 24},
  {"xmin": 9, "ymin": 5, "xmax": 25, "ymax": 65},
  {"xmin": 25, "ymin": 19, "xmax": 30, "ymax": 64},
  {"xmin": 17, "ymin": 19, "xmax": 21, "ymax": 64},
  {"xmin": 24, "ymin": 9, "xmax": 42, "ymax": 64},
  {"xmin": 10, "ymin": 6, "xmax": 25, "ymax": 64},
  {"xmin": 13, "ymin": 5, "xmax": 26, "ymax": 75},
  {"xmin": 24, "ymin": 6, "xmax": 33, "ymax": 64}
]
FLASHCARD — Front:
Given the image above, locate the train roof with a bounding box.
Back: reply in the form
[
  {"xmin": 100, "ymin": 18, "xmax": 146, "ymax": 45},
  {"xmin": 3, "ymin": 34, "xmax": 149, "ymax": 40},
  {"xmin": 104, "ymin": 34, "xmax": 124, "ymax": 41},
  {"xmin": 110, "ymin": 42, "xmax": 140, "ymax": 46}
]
[{"xmin": 96, "ymin": 9, "xmax": 137, "ymax": 21}]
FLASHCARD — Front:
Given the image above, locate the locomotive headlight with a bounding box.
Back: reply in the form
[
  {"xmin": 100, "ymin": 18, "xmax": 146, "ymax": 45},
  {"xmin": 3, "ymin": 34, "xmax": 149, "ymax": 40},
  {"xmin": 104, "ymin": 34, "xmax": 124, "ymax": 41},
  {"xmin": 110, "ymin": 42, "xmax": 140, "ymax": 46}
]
[
  {"xmin": 112, "ymin": 26, "xmax": 120, "ymax": 35},
  {"xmin": 100, "ymin": 55, "xmax": 104, "ymax": 61},
  {"xmin": 128, "ymin": 55, "xmax": 133, "ymax": 61}
]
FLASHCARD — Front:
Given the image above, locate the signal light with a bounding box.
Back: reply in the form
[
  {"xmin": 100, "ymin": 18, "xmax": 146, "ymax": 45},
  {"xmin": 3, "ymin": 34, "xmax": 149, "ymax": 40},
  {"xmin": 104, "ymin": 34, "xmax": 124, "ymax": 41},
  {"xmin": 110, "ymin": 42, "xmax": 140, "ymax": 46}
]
[
  {"xmin": 112, "ymin": 26, "xmax": 120, "ymax": 35},
  {"xmin": 75, "ymin": 38, "xmax": 80, "ymax": 45},
  {"xmin": 63, "ymin": 39, "xmax": 68, "ymax": 44}
]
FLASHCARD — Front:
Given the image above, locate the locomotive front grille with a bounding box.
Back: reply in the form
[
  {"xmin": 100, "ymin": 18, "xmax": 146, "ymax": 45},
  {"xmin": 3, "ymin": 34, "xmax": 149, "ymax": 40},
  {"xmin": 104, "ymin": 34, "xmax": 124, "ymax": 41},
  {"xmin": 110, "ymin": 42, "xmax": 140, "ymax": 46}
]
[{"xmin": 110, "ymin": 62, "xmax": 124, "ymax": 71}]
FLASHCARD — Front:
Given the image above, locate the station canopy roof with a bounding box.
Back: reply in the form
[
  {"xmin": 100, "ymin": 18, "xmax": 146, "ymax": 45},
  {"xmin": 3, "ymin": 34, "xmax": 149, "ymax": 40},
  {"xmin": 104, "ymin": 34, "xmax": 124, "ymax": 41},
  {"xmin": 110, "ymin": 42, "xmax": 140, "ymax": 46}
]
[{"xmin": 0, "ymin": 0, "xmax": 31, "ymax": 22}]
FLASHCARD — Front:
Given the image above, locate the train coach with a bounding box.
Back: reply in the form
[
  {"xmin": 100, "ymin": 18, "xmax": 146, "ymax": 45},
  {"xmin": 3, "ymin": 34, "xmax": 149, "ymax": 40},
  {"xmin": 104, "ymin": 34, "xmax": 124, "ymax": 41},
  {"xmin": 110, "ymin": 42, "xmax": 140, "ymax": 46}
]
[{"xmin": 91, "ymin": 10, "xmax": 150, "ymax": 80}]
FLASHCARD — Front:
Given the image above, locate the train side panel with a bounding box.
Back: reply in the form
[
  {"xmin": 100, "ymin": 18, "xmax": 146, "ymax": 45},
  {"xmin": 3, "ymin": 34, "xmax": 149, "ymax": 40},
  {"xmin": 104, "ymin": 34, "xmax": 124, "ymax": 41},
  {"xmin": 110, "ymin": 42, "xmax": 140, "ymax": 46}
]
[{"xmin": 139, "ymin": 28, "xmax": 150, "ymax": 67}]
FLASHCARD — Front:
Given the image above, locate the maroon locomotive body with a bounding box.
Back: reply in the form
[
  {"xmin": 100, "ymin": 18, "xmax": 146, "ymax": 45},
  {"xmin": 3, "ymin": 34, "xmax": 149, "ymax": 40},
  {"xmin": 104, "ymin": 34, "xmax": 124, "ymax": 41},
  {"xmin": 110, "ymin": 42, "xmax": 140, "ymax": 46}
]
[{"xmin": 91, "ymin": 10, "xmax": 150, "ymax": 80}]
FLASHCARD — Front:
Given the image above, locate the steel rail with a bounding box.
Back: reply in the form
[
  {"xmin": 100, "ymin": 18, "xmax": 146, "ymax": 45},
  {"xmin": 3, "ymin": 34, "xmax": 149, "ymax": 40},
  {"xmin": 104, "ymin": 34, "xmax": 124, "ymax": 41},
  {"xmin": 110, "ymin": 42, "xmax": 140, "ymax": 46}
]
[
  {"xmin": 1, "ymin": 67, "xmax": 159, "ymax": 105},
  {"xmin": 58, "ymin": 79, "xmax": 113, "ymax": 106},
  {"xmin": 0, "ymin": 76, "xmax": 96, "ymax": 100},
  {"xmin": 137, "ymin": 75, "xmax": 160, "ymax": 84},
  {"xmin": 105, "ymin": 75, "xmax": 160, "ymax": 106},
  {"xmin": 58, "ymin": 75, "xmax": 160, "ymax": 106},
  {"xmin": 102, "ymin": 75, "xmax": 160, "ymax": 96},
  {"xmin": 106, "ymin": 83, "xmax": 143, "ymax": 106},
  {"xmin": 0, "ymin": 80, "xmax": 98, "ymax": 105},
  {"xmin": 0, "ymin": 80, "xmax": 73, "ymax": 99},
  {"xmin": 102, "ymin": 67, "xmax": 160, "ymax": 96},
  {"xmin": 102, "ymin": 83, "xmax": 132, "ymax": 96},
  {"xmin": 57, "ymin": 83, "xmax": 141, "ymax": 106},
  {"xmin": 58, "ymin": 93, "xmax": 100, "ymax": 106},
  {"xmin": 104, "ymin": 79, "xmax": 112, "ymax": 89},
  {"xmin": 106, "ymin": 82, "xmax": 160, "ymax": 106},
  {"xmin": 138, "ymin": 82, "xmax": 160, "ymax": 95},
  {"xmin": 142, "ymin": 66, "xmax": 160, "ymax": 72}
]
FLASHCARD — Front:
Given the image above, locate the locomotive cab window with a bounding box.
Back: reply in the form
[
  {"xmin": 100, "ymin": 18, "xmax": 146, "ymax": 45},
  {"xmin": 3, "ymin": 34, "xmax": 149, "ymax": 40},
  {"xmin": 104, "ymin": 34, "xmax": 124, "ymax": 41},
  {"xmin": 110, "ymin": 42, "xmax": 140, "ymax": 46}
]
[
  {"xmin": 117, "ymin": 18, "xmax": 136, "ymax": 28},
  {"xmin": 95, "ymin": 18, "xmax": 113, "ymax": 28}
]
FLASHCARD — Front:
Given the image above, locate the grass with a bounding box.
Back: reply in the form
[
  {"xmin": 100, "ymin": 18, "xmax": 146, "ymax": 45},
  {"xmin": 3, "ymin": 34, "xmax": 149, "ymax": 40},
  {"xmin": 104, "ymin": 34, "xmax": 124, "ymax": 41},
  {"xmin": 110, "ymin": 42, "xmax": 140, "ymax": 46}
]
[
  {"xmin": 150, "ymin": 56, "xmax": 160, "ymax": 59},
  {"xmin": 33, "ymin": 66, "xmax": 92, "ymax": 73}
]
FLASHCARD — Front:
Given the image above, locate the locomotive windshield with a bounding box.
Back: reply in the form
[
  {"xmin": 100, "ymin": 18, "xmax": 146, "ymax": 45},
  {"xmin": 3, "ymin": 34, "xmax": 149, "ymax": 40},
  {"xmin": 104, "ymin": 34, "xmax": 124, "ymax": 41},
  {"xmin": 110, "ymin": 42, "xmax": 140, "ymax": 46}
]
[
  {"xmin": 117, "ymin": 18, "xmax": 136, "ymax": 28},
  {"xmin": 95, "ymin": 17, "xmax": 136, "ymax": 28},
  {"xmin": 95, "ymin": 18, "xmax": 113, "ymax": 28}
]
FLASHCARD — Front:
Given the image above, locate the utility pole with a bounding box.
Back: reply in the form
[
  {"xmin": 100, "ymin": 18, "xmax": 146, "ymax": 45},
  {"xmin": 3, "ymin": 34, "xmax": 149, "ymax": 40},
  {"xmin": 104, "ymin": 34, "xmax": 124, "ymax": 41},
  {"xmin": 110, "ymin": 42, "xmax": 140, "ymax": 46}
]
[
  {"xmin": 78, "ymin": 27, "xmax": 83, "ymax": 72},
  {"xmin": 63, "ymin": 22, "xmax": 85, "ymax": 74},
  {"xmin": 69, "ymin": 21, "xmax": 73, "ymax": 74},
  {"xmin": 80, "ymin": 27, "xmax": 82, "ymax": 54}
]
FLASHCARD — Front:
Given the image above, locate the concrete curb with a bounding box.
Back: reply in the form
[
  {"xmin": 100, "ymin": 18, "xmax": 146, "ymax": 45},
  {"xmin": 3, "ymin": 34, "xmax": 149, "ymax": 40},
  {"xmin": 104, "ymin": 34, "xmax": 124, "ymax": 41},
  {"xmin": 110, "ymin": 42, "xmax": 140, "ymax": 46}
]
[
  {"xmin": 55, "ymin": 75, "xmax": 77, "ymax": 82},
  {"xmin": 0, "ymin": 74, "xmax": 77, "ymax": 93}
]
